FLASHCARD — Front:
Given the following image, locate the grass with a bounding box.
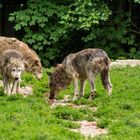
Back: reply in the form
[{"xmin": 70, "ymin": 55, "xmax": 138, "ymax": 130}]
[{"xmin": 0, "ymin": 67, "xmax": 140, "ymax": 140}]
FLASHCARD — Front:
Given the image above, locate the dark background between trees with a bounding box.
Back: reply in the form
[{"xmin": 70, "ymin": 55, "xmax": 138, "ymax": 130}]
[{"xmin": 0, "ymin": 0, "xmax": 140, "ymax": 67}]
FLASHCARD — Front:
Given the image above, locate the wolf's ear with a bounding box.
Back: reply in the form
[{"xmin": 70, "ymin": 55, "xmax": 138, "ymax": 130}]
[
  {"xmin": 4, "ymin": 57, "xmax": 12, "ymax": 66},
  {"xmin": 4, "ymin": 58, "xmax": 9, "ymax": 65},
  {"xmin": 47, "ymin": 71, "xmax": 52, "ymax": 77},
  {"xmin": 57, "ymin": 64, "xmax": 62, "ymax": 67}
]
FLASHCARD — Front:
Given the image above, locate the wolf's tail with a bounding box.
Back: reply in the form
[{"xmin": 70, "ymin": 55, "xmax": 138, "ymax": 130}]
[{"xmin": 100, "ymin": 56, "xmax": 112, "ymax": 92}]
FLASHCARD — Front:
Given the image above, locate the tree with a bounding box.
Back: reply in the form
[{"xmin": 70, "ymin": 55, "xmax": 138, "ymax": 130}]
[{"xmin": 9, "ymin": 0, "xmax": 140, "ymax": 66}]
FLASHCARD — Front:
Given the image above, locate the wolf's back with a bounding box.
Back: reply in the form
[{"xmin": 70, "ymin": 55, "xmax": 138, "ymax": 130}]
[
  {"xmin": 62, "ymin": 48, "xmax": 110, "ymax": 78},
  {"xmin": 63, "ymin": 48, "xmax": 110, "ymax": 67}
]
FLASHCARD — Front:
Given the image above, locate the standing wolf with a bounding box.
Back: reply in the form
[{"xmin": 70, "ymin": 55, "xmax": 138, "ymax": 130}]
[
  {"xmin": 48, "ymin": 48, "xmax": 112, "ymax": 100},
  {"xmin": 0, "ymin": 36, "xmax": 42, "ymax": 79},
  {"xmin": 0, "ymin": 49, "xmax": 25, "ymax": 95}
]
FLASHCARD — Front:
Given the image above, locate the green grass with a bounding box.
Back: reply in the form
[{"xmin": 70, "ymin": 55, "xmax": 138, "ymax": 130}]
[{"xmin": 0, "ymin": 67, "xmax": 140, "ymax": 140}]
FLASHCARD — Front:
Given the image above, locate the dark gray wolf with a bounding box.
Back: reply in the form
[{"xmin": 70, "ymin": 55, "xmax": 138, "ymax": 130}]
[
  {"xmin": 0, "ymin": 36, "xmax": 42, "ymax": 79},
  {"xmin": 0, "ymin": 49, "xmax": 25, "ymax": 95},
  {"xmin": 48, "ymin": 48, "xmax": 112, "ymax": 100}
]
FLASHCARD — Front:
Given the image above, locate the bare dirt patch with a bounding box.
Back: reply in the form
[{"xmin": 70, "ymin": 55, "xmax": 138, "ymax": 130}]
[
  {"xmin": 71, "ymin": 120, "xmax": 108, "ymax": 138},
  {"xmin": 49, "ymin": 96, "xmax": 97, "ymax": 111},
  {"xmin": 19, "ymin": 85, "xmax": 33, "ymax": 96}
]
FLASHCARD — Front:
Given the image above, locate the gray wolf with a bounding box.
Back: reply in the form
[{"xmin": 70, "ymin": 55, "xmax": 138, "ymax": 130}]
[
  {"xmin": 0, "ymin": 36, "xmax": 42, "ymax": 79},
  {"xmin": 0, "ymin": 49, "xmax": 25, "ymax": 95},
  {"xmin": 48, "ymin": 48, "xmax": 112, "ymax": 100}
]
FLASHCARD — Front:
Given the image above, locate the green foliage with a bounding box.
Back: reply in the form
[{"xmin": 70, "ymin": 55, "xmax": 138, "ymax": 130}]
[
  {"xmin": 83, "ymin": 12, "xmax": 137, "ymax": 59},
  {"xmin": 0, "ymin": 96, "xmax": 83, "ymax": 140},
  {"xmin": 9, "ymin": 0, "xmax": 68, "ymax": 66},
  {"xmin": 134, "ymin": 0, "xmax": 140, "ymax": 4},
  {"xmin": 53, "ymin": 106, "xmax": 84, "ymax": 121},
  {"xmin": 21, "ymin": 68, "xmax": 49, "ymax": 96},
  {"xmin": 9, "ymin": 0, "xmax": 140, "ymax": 66},
  {"xmin": 60, "ymin": 0, "xmax": 111, "ymax": 30},
  {"xmin": 9, "ymin": 0, "xmax": 111, "ymax": 66}
]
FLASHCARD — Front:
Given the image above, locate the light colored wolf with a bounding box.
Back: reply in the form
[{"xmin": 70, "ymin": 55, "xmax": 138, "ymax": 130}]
[
  {"xmin": 0, "ymin": 36, "xmax": 42, "ymax": 79},
  {"xmin": 0, "ymin": 49, "xmax": 25, "ymax": 95},
  {"xmin": 48, "ymin": 48, "xmax": 112, "ymax": 100}
]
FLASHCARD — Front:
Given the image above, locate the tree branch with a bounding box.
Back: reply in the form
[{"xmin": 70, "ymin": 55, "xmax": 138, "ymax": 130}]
[{"xmin": 130, "ymin": 29, "xmax": 140, "ymax": 34}]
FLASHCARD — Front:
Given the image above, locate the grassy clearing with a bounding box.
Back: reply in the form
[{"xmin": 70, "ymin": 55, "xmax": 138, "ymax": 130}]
[{"xmin": 0, "ymin": 67, "xmax": 140, "ymax": 140}]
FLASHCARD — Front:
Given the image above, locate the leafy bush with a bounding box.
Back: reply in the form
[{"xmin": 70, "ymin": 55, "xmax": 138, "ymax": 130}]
[
  {"xmin": 9, "ymin": 0, "xmax": 111, "ymax": 66},
  {"xmin": 135, "ymin": 0, "xmax": 140, "ymax": 4},
  {"xmin": 82, "ymin": 12, "xmax": 139, "ymax": 59},
  {"xmin": 9, "ymin": 0, "xmax": 140, "ymax": 66}
]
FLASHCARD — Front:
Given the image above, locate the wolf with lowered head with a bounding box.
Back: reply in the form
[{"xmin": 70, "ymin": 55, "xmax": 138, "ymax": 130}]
[
  {"xmin": 48, "ymin": 48, "xmax": 112, "ymax": 100},
  {"xmin": 0, "ymin": 49, "xmax": 25, "ymax": 95}
]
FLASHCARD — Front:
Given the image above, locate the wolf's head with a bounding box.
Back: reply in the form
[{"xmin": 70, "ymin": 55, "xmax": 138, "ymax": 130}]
[
  {"xmin": 31, "ymin": 59, "xmax": 42, "ymax": 80},
  {"xmin": 6, "ymin": 57, "xmax": 25, "ymax": 80},
  {"xmin": 47, "ymin": 64, "xmax": 72, "ymax": 99},
  {"xmin": 24, "ymin": 58, "xmax": 42, "ymax": 80}
]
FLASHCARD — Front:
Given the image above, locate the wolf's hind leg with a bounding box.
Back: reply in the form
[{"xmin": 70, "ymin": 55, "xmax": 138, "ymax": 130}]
[
  {"xmin": 3, "ymin": 77, "xmax": 11, "ymax": 95},
  {"xmin": 88, "ymin": 79, "xmax": 96, "ymax": 100},
  {"xmin": 101, "ymin": 67, "xmax": 112, "ymax": 95},
  {"xmin": 79, "ymin": 79, "xmax": 86, "ymax": 97},
  {"xmin": 87, "ymin": 71, "xmax": 96, "ymax": 100},
  {"xmin": 16, "ymin": 80, "xmax": 20, "ymax": 94}
]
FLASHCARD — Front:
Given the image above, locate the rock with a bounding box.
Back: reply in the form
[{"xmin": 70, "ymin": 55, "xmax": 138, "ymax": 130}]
[
  {"xmin": 111, "ymin": 59, "xmax": 140, "ymax": 68},
  {"xmin": 19, "ymin": 86, "xmax": 33, "ymax": 97}
]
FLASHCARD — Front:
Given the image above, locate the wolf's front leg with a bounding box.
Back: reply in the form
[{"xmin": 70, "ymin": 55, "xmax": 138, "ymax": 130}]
[
  {"xmin": 11, "ymin": 80, "xmax": 18, "ymax": 94},
  {"xmin": 7, "ymin": 81, "xmax": 11, "ymax": 95},
  {"xmin": 3, "ymin": 77, "xmax": 7, "ymax": 94},
  {"xmin": 16, "ymin": 80, "xmax": 20, "ymax": 94},
  {"xmin": 73, "ymin": 78, "xmax": 79, "ymax": 101},
  {"xmin": 3, "ymin": 77, "xmax": 11, "ymax": 95}
]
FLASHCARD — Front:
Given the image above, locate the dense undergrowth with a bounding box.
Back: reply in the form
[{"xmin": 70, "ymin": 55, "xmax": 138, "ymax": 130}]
[{"xmin": 0, "ymin": 67, "xmax": 140, "ymax": 140}]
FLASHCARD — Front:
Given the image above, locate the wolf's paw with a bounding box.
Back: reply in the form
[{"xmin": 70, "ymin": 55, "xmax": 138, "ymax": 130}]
[
  {"xmin": 88, "ymin": 92, "xmax": 96, "ymax": 100},
  {"xmin": 72, "ymin": 95, "xmax": 79, "ymax": 101},
  {"xmin": 108, "ymin": 88, "xmax": 112, "ymax": 96}
]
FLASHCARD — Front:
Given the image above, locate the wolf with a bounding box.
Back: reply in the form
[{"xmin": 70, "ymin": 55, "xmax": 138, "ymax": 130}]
[
  {"xmin": 0, "ymin": 36, "xmax": 42, "ymax": 79},
  {"xmin": 48, "ymin": 48, "xmax": 112, "ymax": 100},
  {"xmin": 0, "ymin": 49, "xmax": 25, "ymax": 95}
]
